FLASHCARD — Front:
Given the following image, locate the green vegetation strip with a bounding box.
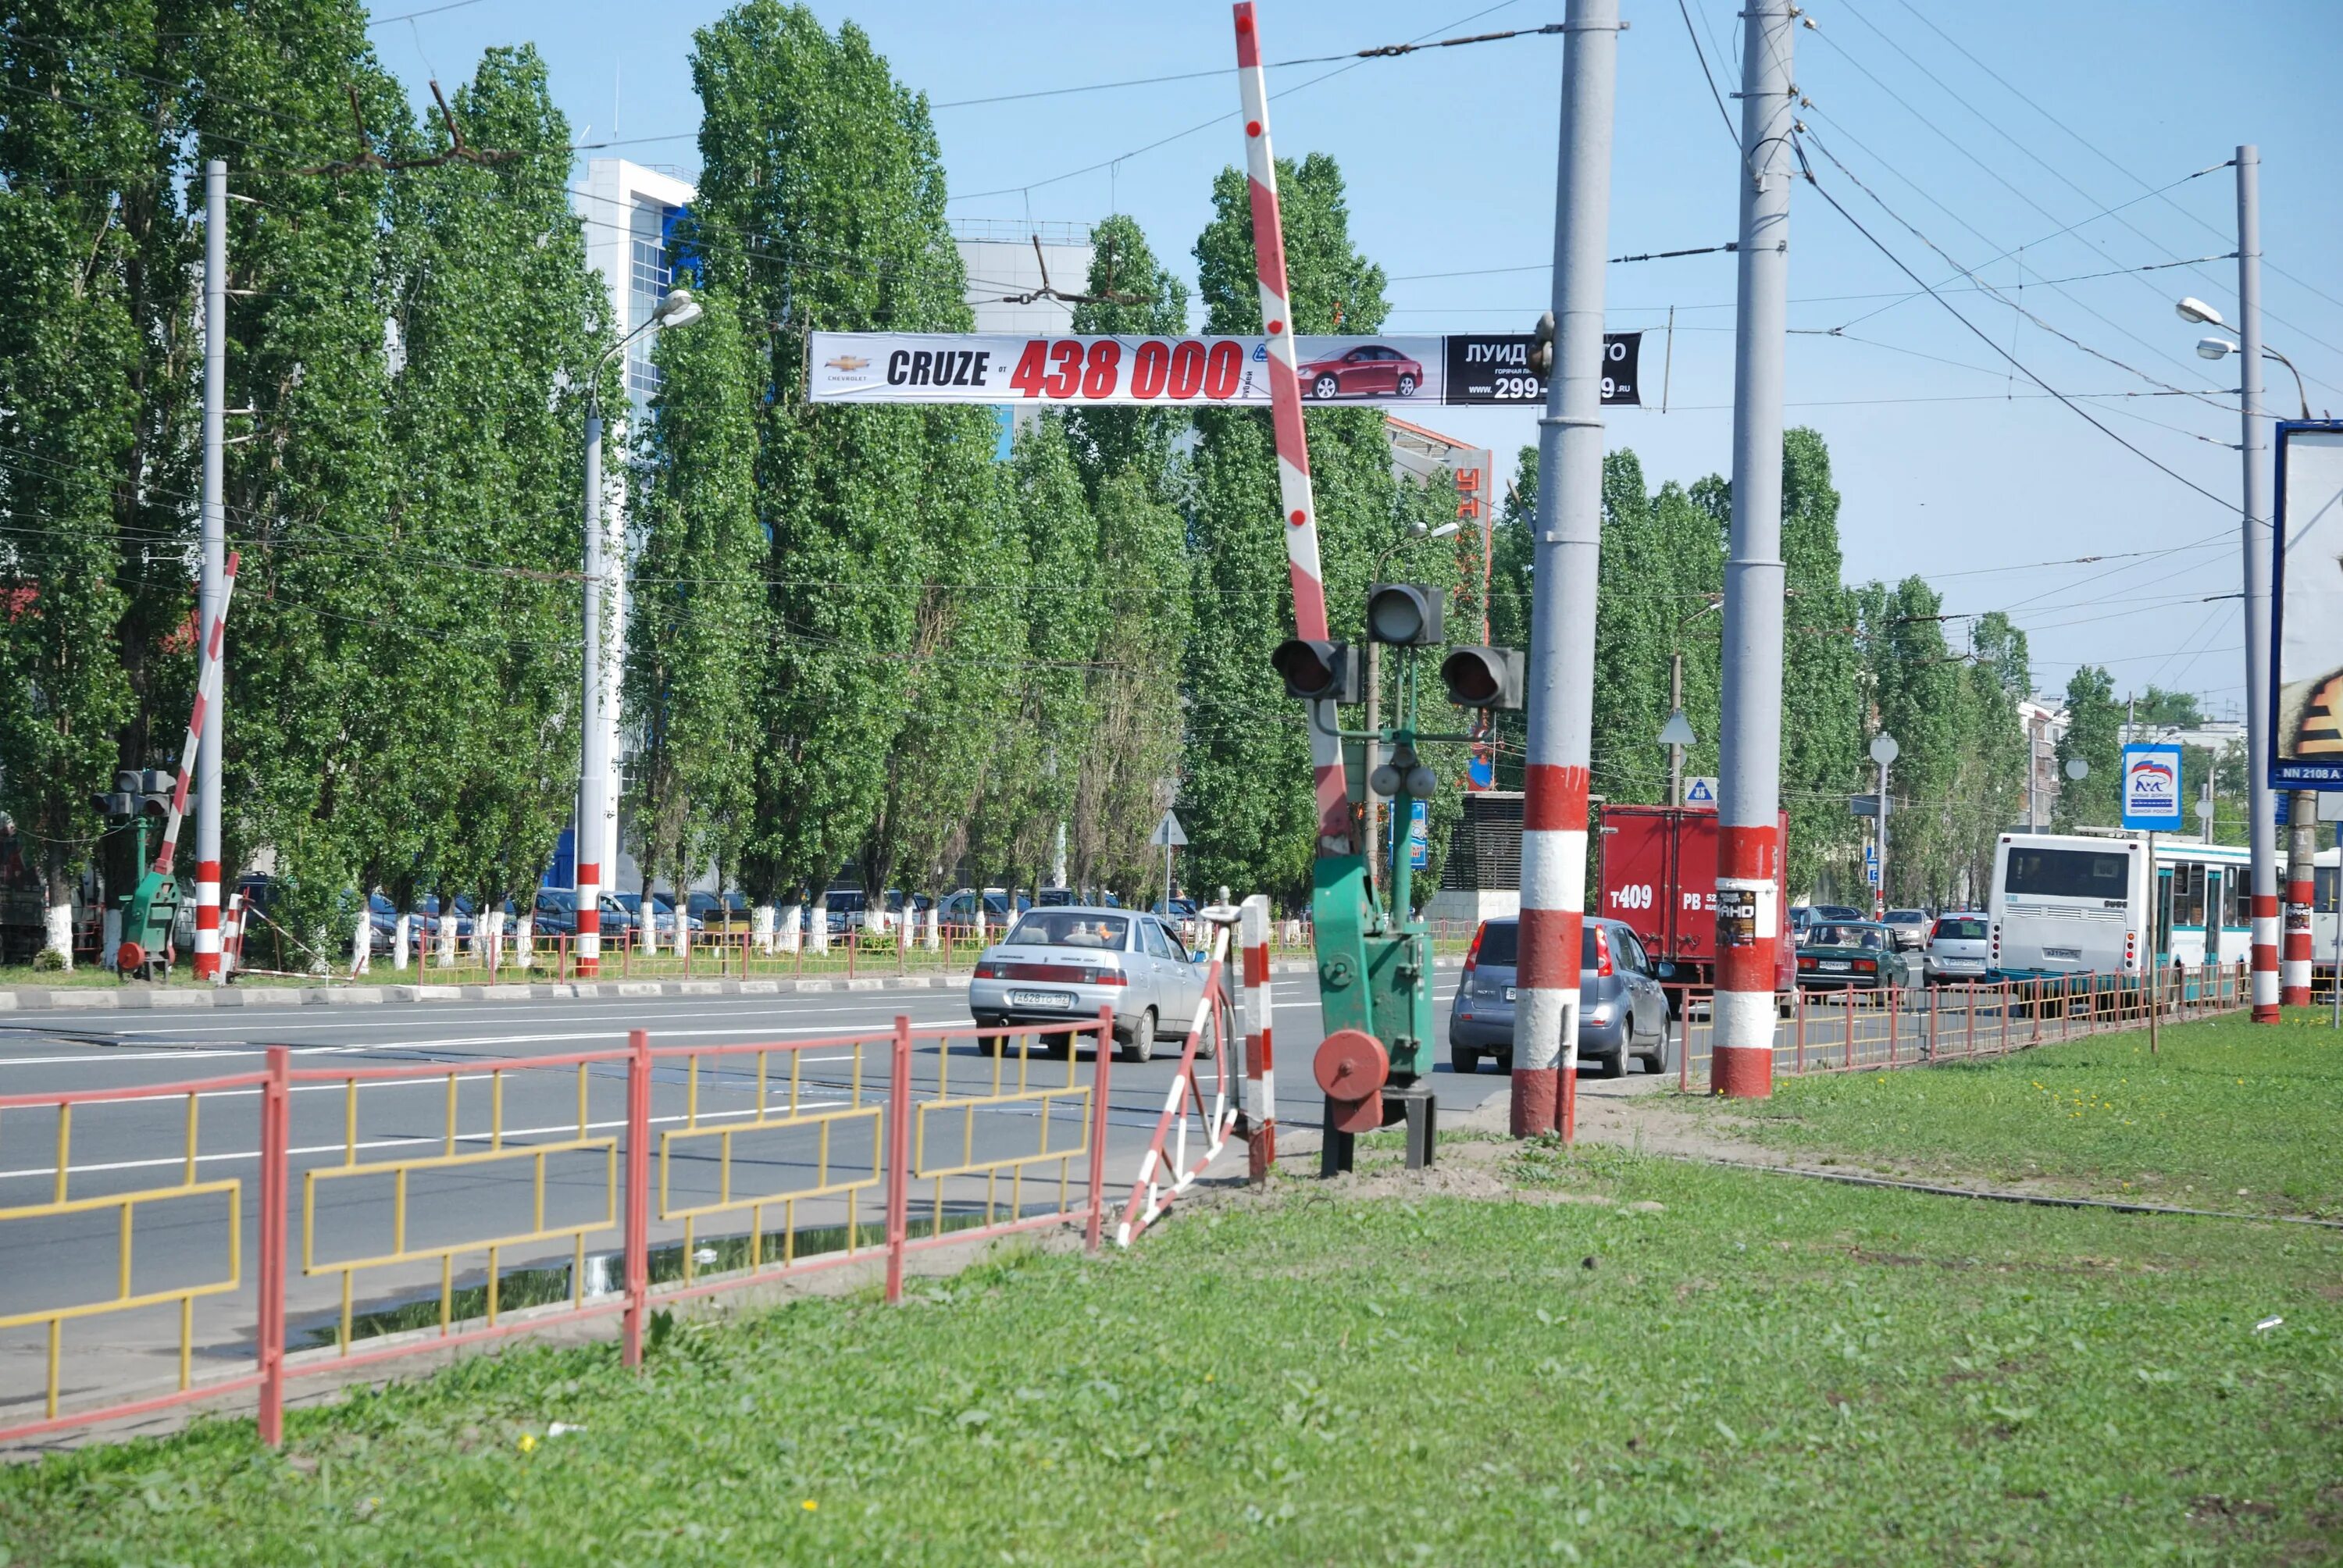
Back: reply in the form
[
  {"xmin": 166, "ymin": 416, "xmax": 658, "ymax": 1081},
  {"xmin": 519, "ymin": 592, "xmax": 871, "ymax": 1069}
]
[
  {"xmin": 5, "ymin": 1147, "xmax": 2336, "ymax": 1565},
  {"xmin": 1704, "ymin": 1011, "xmax": 2343, "ymax": 1219}
]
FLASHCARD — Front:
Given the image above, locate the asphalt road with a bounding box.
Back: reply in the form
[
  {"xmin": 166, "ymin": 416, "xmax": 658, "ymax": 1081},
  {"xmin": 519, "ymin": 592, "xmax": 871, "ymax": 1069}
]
[{"xmin": 4, "ymin": 968, "xmax": 1536, "ymax": 1424}]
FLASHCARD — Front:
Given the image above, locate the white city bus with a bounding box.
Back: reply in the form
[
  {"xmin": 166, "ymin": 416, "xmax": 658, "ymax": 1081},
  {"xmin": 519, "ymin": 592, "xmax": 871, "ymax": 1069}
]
[{"xmin": 1989, "ymin": 832, "xmax": 2250, "ymax": 978}]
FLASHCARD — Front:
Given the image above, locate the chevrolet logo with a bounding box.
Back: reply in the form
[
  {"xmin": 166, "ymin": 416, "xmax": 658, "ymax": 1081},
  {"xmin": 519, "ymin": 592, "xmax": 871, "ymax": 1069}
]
[{"xmin": 825, "ymin": 355, "xmax": 870, "ymax": 372}]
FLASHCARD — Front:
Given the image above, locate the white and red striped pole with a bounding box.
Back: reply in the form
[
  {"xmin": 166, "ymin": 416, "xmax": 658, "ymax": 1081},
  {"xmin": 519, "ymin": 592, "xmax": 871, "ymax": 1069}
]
[
  {"xmin": 1510, "ymin": 0, "xmax": 1620, "ymax": 1140},
  {"xmin": 1234, "ymin": 2, "xmax": 1350, "ymax": 856},
  {"xmin": 1711, "ymin": 0, "xmax": 1797, "ymax": 1099},
  {"xmin": 152, "ymin": 554, "xmax": 238, "ymax": 907},
  {"xmin": 2283, "ymin": 791, "xmax": 2314, "ymax": 1006},
  {"xmin": 1239, "ymin": 893, "xmax": 1276, "ymax": 1180}
]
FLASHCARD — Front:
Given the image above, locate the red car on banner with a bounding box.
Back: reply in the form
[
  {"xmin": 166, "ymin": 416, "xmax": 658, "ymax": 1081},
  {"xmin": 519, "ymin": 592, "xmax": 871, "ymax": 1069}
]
[{"xmin": 1295, "ymin": 343, "xmax": 1423, "ymax": 400}]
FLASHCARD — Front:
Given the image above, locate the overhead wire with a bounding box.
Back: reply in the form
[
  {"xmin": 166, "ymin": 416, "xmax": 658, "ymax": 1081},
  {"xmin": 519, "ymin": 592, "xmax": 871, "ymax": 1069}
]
[{"xmin": 945, "ymin": 0, "xmax": 1530, "ymax": 205}]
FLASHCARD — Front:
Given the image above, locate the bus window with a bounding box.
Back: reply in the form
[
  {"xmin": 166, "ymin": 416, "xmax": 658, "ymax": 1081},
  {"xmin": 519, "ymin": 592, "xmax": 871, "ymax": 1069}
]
[
  {"xmin": 2219, "ymin": 869, "xmax": 2243, "ymax": 930},
  {"xmin": 2318, "ymin": 865, "xmax": 2338, "ymax": 916},
  {"xmin": 2003, "ymin": 846, "xmax": 2131, "ymax": 900},
  {"xmin": 2171, "ymin": 862, "xmax": 2206, "ymax": 927}
]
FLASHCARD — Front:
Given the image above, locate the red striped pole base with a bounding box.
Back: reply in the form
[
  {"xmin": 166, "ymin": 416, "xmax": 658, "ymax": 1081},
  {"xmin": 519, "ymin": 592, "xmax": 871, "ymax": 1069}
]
[
  {"xmin": 2251, "ymin": 892, "xmax": 2280, "ymax": 1022},
  {"xmin": 1712, "ymin": 822, "xmax": 1779, "ymax": 1098},
  {"xmin": 577, "ymin": 861, "xmax": 602, "ymax": 979},
  {"xmin": 2283, "ymin": 878, "xmax": 2313, "ymax": 1007},
  {"xmin": 1509, "ymin": 1067, "xmax": 1558, "ymax": 1138}
]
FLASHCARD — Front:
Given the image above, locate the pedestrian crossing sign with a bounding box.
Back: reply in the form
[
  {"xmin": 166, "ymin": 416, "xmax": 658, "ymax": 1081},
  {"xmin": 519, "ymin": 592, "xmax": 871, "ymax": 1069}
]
[{"xmin": 1684, "ymin": 775, "xmax": 1717, "ymax": 805}]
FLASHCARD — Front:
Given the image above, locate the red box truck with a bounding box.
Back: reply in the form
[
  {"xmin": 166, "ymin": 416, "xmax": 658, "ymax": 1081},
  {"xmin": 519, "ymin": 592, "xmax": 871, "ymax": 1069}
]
[{"xmin": 1597, "ymin": 804, "xmax": 1793, "ymax": 994}]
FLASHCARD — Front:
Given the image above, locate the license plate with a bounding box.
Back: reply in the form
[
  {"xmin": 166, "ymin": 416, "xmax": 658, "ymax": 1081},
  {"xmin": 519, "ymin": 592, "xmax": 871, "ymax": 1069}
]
[
  {"xmin": 1504, "ymin": 987, "xmax": 1516, "ymax": 1002},
  {"xmin": 2043, "ymin": 946, "xmax": 2081, "ymax": 962},
  {"xmin": 1820, "ymin": 960, "xmax": 1849, "ymax": 971},
  {"xmin": 1007, "ymin": 990, "xmax": 1073, "ymax": 1010}
]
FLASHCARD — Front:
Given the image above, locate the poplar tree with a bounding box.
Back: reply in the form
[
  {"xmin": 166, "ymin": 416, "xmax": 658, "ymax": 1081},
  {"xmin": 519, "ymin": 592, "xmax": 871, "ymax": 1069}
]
[
  {"xmin": 626, "ymin": 285, "xmax": 761, "ymax": 912},
  {"xmin": 1778, "ymin": 428, "xmax": 1865, "ymax": 899},
  {"xmin": 2055, "ymin": 665, "xmax": 2122, "ymax": 829},
  {"xmin": 1064, "ymin": 216, "xmax": 1191, "ymax": 898},
  {"xmin": 686, "ymin": 2, "xmax": 994, "ymax": 915},
  {"xmin": 1183, "ymin": 153, "xmax": 1396, "ymax": 906}
]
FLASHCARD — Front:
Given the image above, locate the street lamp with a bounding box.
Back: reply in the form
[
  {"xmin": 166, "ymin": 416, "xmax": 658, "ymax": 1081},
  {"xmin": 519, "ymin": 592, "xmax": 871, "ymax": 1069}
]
[
  {"xmin": 2188, "ymin": 331, "xmax": 2315, "ymax": 420},
  {"xmin": 575, "ymin": 287, "xmax": 703, "ymax": 978}
]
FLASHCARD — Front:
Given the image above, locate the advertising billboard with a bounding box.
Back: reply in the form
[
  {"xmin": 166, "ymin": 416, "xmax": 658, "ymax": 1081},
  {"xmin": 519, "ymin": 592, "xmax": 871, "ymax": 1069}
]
[
  {"xmin": 2272, "ymin": 422, "xmax": 2343, "ymax": 788},
  {"xmin": 806, "ymin": 332, "xmax": 1645, "ymax": 409},
  {"xmin": 2120, "ymin": 743, "xmax": 2184, "ymax": 831}
]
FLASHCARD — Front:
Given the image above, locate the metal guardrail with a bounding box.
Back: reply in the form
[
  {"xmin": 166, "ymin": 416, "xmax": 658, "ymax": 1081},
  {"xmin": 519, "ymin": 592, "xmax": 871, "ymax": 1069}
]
[{"xmin": 0, "ymin": 1011, "xmax": 1118, "ymax": 1449}]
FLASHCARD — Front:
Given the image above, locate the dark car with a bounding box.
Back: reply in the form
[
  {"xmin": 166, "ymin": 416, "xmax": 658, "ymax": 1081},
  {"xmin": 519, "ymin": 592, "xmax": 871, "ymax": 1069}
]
[
  {"xmin": 1448, "ymin": 917, "xmax": 1672, "ymax": 1078},
  {"xmin": 1794, "ymin": 921, "xmax": 1916, "ymax": 991},
  {"xmin": 1296, "ymin": 344, "xmax": 1423, "ymax": 401},
  {"xmin": 686, "ymin": 891, "xmax": 752, "ymax": 933}
]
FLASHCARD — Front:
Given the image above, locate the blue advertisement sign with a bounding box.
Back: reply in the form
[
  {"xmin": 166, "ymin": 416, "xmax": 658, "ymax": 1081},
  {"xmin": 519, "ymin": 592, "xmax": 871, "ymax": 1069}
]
[
  {"xmin": 2120, "ymin": 743, "xmax": 2184, "ymax": 831},
  {"xmin": 1389, "ymin": 798, "xmax": 1430, "ymax": 869}
]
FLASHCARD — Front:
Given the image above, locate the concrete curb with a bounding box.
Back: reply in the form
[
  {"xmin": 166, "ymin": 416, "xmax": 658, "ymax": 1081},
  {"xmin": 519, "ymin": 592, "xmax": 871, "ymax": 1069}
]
[{"xmin": 0, "ymin": 957, "xmax": 1453, "ymax": 1014}]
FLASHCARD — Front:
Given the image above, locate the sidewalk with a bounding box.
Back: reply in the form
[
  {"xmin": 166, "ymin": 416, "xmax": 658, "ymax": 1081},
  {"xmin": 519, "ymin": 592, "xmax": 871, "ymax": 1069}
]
[{"xmin": 0, "ymin": 958, "xmax": 1453, "ymax": 1013}]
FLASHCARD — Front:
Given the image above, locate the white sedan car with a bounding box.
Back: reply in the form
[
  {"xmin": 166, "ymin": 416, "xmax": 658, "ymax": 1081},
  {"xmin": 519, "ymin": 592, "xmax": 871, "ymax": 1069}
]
[
  {"xmin": 1926, "ymin": 912, "xmax": 1992, "ymax": 983},
  {"xmin": 968, "ymin": 907, "xmax": 1205, "ymax": 1061}
]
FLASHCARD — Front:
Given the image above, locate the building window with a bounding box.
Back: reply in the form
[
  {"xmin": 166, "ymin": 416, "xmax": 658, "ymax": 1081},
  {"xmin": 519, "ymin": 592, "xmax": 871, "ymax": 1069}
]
[{"xmin": 626, "ymin": 200, "xmax": 682, "ymax": 406}]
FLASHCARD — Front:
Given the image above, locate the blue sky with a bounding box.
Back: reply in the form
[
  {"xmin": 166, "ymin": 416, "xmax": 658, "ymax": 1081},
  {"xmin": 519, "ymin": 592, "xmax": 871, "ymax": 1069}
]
[{"xmin": 375, "ymin": 0, "xmax": 2343, "ymax": 715}]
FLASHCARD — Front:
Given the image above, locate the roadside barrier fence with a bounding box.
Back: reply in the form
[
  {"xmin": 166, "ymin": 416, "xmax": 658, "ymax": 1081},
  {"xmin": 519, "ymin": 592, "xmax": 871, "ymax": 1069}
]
[
  {"xmin": 0, "ymin": 1009, "xmax": 1118, "ymax": 1449},
  {"xmin": 1667, "ymin": 962, "xmax": 2250, "ymax": 1089}
]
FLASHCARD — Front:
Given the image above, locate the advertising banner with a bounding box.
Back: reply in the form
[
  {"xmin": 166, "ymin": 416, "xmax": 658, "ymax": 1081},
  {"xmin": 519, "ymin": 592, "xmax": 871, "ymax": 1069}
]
[
  {"xmin": 808, "ymin": 331, "xmax": 1645, "ymax": 408},
  {"xmin": 2120, "ymin": 743, "xmax": 2184, "ymax": 831},
  {"xmin": 2270, "ymin": 422, "xmax": 2343, "ymax": 788}
]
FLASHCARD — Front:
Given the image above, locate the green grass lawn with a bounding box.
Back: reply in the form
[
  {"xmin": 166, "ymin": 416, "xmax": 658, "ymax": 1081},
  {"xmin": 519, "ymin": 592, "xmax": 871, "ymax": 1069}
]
[
  {"xmin": 3, "ymin": 1146, "xmax": 2337, "ymax": 1566},
  {"xmin": 1704, "ymin": 1011, "xmax": 2343, "ymax": 1219}
]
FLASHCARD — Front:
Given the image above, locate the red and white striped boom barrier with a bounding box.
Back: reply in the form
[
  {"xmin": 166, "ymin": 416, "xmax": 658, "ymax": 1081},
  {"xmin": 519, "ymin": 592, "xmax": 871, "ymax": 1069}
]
[
  {"xmin": 152, "ymin": 551, "xmax": 238, "ymax": 900},
  {"xmin": 1234, "ymin": 2, "xmax": 1350, "ymax": 854}
]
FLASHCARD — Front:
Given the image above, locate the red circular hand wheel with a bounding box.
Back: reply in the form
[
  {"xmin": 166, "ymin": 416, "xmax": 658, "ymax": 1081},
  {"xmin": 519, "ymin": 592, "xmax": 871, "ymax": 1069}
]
[
  {"xmin": 116, "ymin": 940, "xmax": 147, "ymax": 973},
  {"xmin": 1312, "ymin": 1028, "xmax": 1389, "ymax": 1099}
]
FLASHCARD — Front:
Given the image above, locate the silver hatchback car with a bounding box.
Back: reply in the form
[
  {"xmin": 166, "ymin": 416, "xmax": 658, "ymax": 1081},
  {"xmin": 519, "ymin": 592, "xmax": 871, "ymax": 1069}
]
[
  {"xmin": 968, "ymin": 906, "xmax": 1206, "ymax": 1061},
  {"xmin": 1447, "ymin": 916, "xmax": 1673, "ymax": 1077}
]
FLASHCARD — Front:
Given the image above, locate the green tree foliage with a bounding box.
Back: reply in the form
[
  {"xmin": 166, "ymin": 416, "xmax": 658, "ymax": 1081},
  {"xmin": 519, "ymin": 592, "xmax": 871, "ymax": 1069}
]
[
  {"xmin": 1182, "ymin": 153, "xmax": 1406, "ymax": 906},
  {"xmin": 686, "ymin": 2, "xmax": 995, "ymax": 909},
  {"xmin": 626, "ymin": 285, "xmax": 762, "ymax": 911},
  {"xmin": 2054, "ymin": 665, "xmax": 2123, "ymax": 829},
  {"xmin": 1858, "ymin": 576, "xmax": 1970, "ymax": 907},
  {"xmin": 0, "ymin": 1, "xmax": 147, "ymax": 951},
  {"xmin": 2127, "ymin": 686, "xmax": 2203, "ymax": 729},
  {"xmin": 1778, "ymin": 429, "xmax": 1866, "ymax": 899},
  {"xmin": 382, "ymin": 47, "xmax": 603, "ymax": 932},
  {"xmin": 1062, "ymin": 216, "xmax": 1191, "ymax": 896}
]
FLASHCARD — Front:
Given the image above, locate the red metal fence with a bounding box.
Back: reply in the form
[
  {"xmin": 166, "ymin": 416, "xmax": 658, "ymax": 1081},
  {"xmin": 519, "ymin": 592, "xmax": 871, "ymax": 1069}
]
[
  {"xmin": 1668, "ymin": 963, "xmax": 2250, "ymax": 1089},
  {"xmin": 0, "ymin": 1010, "xmax": 1115, "ymax": 1449}
]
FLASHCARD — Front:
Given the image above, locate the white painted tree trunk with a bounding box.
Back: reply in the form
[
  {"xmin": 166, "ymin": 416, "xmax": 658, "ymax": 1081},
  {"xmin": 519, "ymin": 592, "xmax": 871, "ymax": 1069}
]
[
  {"xmin": 809, "ymin": 896, "xmax": 830, "ymax": 954},
  {"xmin": 672, "ymin": 908, "xmax": 688, "ymax": 960},
  {"xmin": 101, "ymin": 910, "xmax": 121, "ymax": 971},
  {"xmin": 351, "ymin": 910, "xmax": 371, "ymax": 975},
  {"xmin": 43, "ymin": 901, "xmax": 73, "ymax": 971},
  {"xmin": 752, "ymin": 903, "xmax": 776, "ymax": 954},
  {"xmin": 394, "ymin": 913, "xmax": 412, "ymax": 971},
  {"xmin": 435, "ymin": 911, "xmax": 457, "ymax": 968},
  {"xmin": 515, "ymin": 913, "xmax": 535, "ymax": 965},
  {"xmin": 778, "ymin": 903, "xmax": 801, "ymax": 953},
  {"xmin": 922, "ymin": 905, "xmax": 940, "ymax": 951}
]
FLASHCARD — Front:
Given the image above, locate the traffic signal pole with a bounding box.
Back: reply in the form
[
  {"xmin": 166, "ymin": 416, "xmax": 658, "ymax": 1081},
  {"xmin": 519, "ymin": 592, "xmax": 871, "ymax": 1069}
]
[
  {"xmin": 1712, "ymin": 0, "xmax": 1796, "ymax": 1099},
  {"xmin": 195, "ymin": 159, "xmax": 228, "ymax": 982},
  {"xmin": 1510, "ymin": 0, "xmax": 1620, "ymax": 1140}
]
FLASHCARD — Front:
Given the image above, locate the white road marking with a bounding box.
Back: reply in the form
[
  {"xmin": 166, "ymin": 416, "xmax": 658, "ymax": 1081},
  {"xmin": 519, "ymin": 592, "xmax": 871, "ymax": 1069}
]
[{"xmin": 5, "ymin": 997, "xmax": 973, "ymax": 1041}]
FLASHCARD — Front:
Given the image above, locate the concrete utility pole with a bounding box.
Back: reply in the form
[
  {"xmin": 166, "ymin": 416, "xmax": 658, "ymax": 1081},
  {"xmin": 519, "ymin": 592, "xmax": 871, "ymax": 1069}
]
[
  {"xmin": 1510, "ymin": 0, "xmax": 1619, "ymax": 1141},
  {"xmin": 194, "ymin": 159, "xmax": 228, "ymax": 984},
  {"xmin": 2235, "ymin": 147, "xmax": 2281, "ymax": 1023},
  {"xmin": 578, "ymin": 401, "xmax": 612, "ymax": 978},
  {"xmin": 1711, "ymin": 0, "xmax": 1796, "ymax": 1099}
]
